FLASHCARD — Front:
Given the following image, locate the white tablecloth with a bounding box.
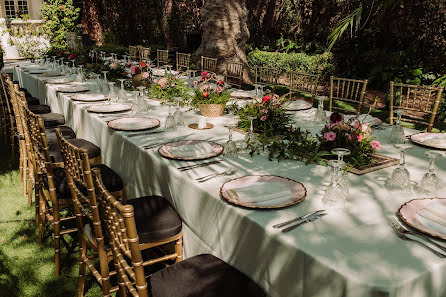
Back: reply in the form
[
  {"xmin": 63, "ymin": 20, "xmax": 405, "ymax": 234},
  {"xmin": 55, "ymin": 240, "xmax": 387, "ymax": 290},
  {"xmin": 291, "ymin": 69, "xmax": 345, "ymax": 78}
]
[{"xmin": 13, "ymin": 63, "xmax": 446, "ymax": 297}]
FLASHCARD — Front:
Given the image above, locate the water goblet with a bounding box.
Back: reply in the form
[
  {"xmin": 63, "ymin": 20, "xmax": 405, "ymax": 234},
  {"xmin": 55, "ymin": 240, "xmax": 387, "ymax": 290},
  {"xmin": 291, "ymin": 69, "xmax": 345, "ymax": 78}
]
[
  {"xmin": 118, "ymin": 79, "xmax": 128, "ymax": 102},
  {"xmin": 130, "ymin": 91, "xmax": 142, "ymax": 116},
  {"xmin": 108, "ymin": 82, "xmax": 118, "ymax": 104},
  {"xmin": 323, "ymin": 160, "xmax": 348, "ymax": 209},
  {"xmin": 71, "ymin": 60, "xmax": 76, "ymax": 73},
  {"xmin": 314, "ymin": 96, "xmax": 328, "ymax": 124},
  {"xmin": 420, "ymin": 151, "xmax": 442, "ymax": 197},
  {"xmin": 224, "ymin": 114, "xmax": 239, "ymax": 158},
  {"xmin": 390, "ymin": 109, "xmax": 406, "ymax": 144},
  {"xmin": 390, "ymin": 144, "xmax": 413, "ymax": 192},
  {"xmin": 331, "ymin": 148, "xmax": 351, "ymax": 195},
  {"xmin": 173, "ymin": 97, "xmax": 185, "ymax": 127},
  {"xmin": 243, "ymin": 116, "xmax": 258, "ymax": 151},
  {"xmin": 64, "ymin": 62, "xmax": 70, "ymax": 74},
  {"xmin": 101, "ymin": 71, "xmax": 109, "ymax": 92},
  {"xmin": 164, "ymin": 103, "xmax": 177, "ymax": 131}
]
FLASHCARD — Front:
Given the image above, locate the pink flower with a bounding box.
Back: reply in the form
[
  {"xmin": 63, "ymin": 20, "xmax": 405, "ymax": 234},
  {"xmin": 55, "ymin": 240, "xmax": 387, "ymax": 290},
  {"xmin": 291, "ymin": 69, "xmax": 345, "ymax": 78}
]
[
  {"xmin": 345, "ymin": 133, "xmax": 352, "ymax": 141},
  {"xmin": 260, "ymin": 115, "xmax": 267, "ymax": 121},
  {"xmin": 361, "ymin": 123, "xmax": 371, "ymax": 135},
  {"xmin": 353, "ymin": 122, "xmax": 360, "ymax": 129},
  {"xmin": 324, "ymin": 131, "xmax": 336, "ymax": 141},
  {"xmin": 130, "ymin": 66, "xmax": 136, "ymax": 75},
  {"xmin": 327, "ymin": 123, "xmax": 336, "ymax": 129},
  {"xmin": 371, "ymin": 140, "xmax": 382, "ymax": 150},
  {"xmin": 272, "ymin": 94, "xmax": 279, "ymax": 101},
  {"xmin": 262, "ymin": 95, "xmax": 272, "ymax": 103},
  {"xmin": 184, "ymin": 81, "xmax": 189, "ymax": 85},
  {"xmin": 171, "ymin": 83, "xmax": 175, "ymax": 87},
  {"xmin": 193, "ymin": 79, "xmax": 199, "ymax": 86},
  {"xmin": 262, "ymin": 109, "xmax": 268, "ymax": 114},
  {"xmin": 357, "ymin": 134, "xmax": 363, "ymax": 142},
  {"xmin": 142, "ymin": 72, "xmax": 149, "ymax": 79},
  {"xmin": 216, "ymin": 86, "xmax": 222, "ymax": 93},
  {"xmin": 201, "ymin": 71, "xmax": 209, "ymax": 80},
  {"xmin": 153, "ymin": 79, "xmax": 158, "ymax": 84}
]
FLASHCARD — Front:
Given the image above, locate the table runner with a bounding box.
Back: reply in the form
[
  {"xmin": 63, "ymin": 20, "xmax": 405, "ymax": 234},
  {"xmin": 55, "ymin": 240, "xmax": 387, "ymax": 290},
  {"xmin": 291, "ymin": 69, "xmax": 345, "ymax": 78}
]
[{"xmin": 13, "ymin": 63, "xmax": 446, "ymax": 297}]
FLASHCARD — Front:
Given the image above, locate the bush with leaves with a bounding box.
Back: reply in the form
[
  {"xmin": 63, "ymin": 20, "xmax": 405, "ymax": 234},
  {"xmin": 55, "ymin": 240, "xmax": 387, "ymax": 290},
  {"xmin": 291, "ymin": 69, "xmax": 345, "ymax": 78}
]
[{"xmin": 40, "ymin": 0, "xmax": 80, "ymax": 49}]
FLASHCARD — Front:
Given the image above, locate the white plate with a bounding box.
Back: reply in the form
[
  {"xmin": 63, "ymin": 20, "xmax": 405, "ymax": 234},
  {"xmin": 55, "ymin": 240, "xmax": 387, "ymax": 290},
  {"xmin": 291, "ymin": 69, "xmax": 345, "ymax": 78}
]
[
  {"xmin": 45, "ymin": 78, "xmax": 74, "ymax": 84},
  {"xmin": 285, "ymin": 100, "xmax": 313, "ymax": 111},
  {"xmin": 158, "ymin": 140, "xmax": 223, "ymax": 160},
  {"xmin": 56, "ymin": 86, "xmax": 90, "ymax": 93},
  {"xmin": 107, "ymin": 117, "xmax": 160, "ymax": 131},
  {"xmin": 88, "ymin": 104, "xmax": 132, "ymax": 113},
  {"xmin": 71, "ymin": 94, "xmax": 108, "ymax": 102}
]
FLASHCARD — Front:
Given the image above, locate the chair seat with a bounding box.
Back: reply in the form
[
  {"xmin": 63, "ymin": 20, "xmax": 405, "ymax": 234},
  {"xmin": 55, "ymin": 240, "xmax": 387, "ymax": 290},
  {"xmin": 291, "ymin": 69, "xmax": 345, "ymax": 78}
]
[
  {"xmin": 29, "ymin": 104, "xmax": 51, "ymax": 114},
  {"xmin": 127, "ymin": 196, "xmax": 182, "ymax": 244},
  {"xmin": 148, "ymin": 254, "xmax": 266, "ymax": 297},
  {"xmin": 41, "ymin": 113, "xmax": 65, "ymax": 128},
  {"xmin": 48, "ymin": 164, "xmax": 123, "ymax": 198},
  {"xmin": 26, "ymin": 96, "xmax": 40, "ymax": 105},
  {"xmin": 45, "ymin": 126, "xmax": 76, "ymax": 143},
  {"xmin": 48, "ymin": 138, "xmax": 101, "ymax": 164}
]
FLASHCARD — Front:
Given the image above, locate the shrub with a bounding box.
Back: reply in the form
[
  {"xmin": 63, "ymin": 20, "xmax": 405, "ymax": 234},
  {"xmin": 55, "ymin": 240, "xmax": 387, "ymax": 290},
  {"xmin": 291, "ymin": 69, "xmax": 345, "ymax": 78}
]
[
  {"xmin": 247, "ymin": 49, "xmax": 335, "ymax": 81},
  {"xmin": 94, "ymin": 44, "xmax": 129, "ymax": 56}
]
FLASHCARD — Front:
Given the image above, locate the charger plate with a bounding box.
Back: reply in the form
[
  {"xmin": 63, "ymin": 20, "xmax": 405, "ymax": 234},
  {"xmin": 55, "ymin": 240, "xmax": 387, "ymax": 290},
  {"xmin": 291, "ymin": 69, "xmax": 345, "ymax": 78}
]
[
  {"xmin": 71, "ymin": 94, "xmax": 108, "ymax": 102},
  {"xmin": 285, "ymin": 100, "xmax": 313, "ymax": 111},
  {"xmin": 87, "ymin": 104, "xmax": 132, "ymax": 113},
  {"xmin": 398, "ymin": 198, "xmax": 446, "ymax": 240},
  {"xmin": 45, "ymin": 78, "xmax": 74, "ymax": 84},
  {"xmin": 56, "ymin": 86, "xmax": 90, "ymax": 93},
  {"xmin": 107, "ymin": 117, "xmax": 160, "ymax": 131},
  {"xmin": 158, "ymin": 140, "xmax": 223, "ymax": 161},
  {"xmin": 410, "ymin": 132, "xmax": 446, "ymax": 150},
  {"xmin": 220, "ymin": 175, "xmax": 306, "ymax": 209}
]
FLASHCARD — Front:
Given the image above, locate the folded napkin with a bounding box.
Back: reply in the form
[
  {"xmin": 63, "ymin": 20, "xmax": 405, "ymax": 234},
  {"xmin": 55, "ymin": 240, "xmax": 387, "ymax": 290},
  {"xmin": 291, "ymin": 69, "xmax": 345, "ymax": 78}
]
[
  {"xmin": 420, "ymin": 133, "xmax": 446, "ymax": 145},
  {"xmin": 168, "ymin": 142, "xmax": 215, "ymax": 158},
  {"xmin": 226, "ymin": 181, "xmax": 292, "ymax": 206},
  {"xmin": 416, "ymin": 201, "xmax": 446, "ymax": 234},
  {"xmin": 344, "ymin": 114, "xmax": 382, "ymax": 126}
]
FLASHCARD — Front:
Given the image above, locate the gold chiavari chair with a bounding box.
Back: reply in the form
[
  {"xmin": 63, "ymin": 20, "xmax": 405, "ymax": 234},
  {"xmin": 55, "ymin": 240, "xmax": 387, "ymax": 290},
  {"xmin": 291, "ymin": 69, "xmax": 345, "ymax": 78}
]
[
  {"xmin": 0, "ymin": 72, "xmax": 16, "ymax": 157},
  {"xmin": 201, "ymin": 56, "xmax": 218, "ymax": 74},
  {"xmin": 55, "ymin": 128, "xmax": 128, "ymax": 296},
  {"xmin": 255, "ymin": 66, "xmax": 279, "ymax": 93},
  {"xmin": 288, "ymin": 71, "xmax": 320, "ymax": 103},
  {"xmin": 92, "ymin": 166, "xmax": 266, "ymax": 297},
  {"xmin": 389, "ymin": 82, "xmax": 444, "ymax": 132},
  {"xmin": 157, "ymin": 49, "xmax": 170, "ymax": 69},
  {"xmin": 176, "ymin": 52, "xmax": 191, "ymax": 72},
  {"xmin": 225, "ymin": 62, "xmax": 244, "ymax": 88},
  {"xmin": 329, "ymin": 76, "xmax": 368, "ymax": 114},
  {"xmin": 140, "ymin": 47, "xmax": 151, "ymax": 62},
  {"xmin": 129, "ymin": 46, "xmax": 139, "ymax": 62}
]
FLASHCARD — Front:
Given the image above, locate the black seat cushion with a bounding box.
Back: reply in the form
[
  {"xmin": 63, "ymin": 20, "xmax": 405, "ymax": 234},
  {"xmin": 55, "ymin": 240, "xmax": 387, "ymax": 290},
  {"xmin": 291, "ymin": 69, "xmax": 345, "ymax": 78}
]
[
  {"xmin": 41, "ymin": 113, "xmax": 65, "ymax": 128},
  {"xmin": 45, "ymin": 126, "xmax": 76, "ymax": 144},
  {"xmin": 28, "ymin": 104, "xmax": 51, "ymax": 114},
  {"xmin": 48, "ymin": 164, "xmax": 123, "ymax": 198},
  {"xmin": 48, "ymin": 138, "xmax": 101, "ymax": 163},
  {"xmin": 26, "ymin": 96, "xmax": 40, "ymax": 105},
  {"xmin": 127, "ymin": 196, "xmax": 182, "ymax": 244},
  {"xmin": 148, "ymin": 254, "xmax": 266, "ymax": 297}
]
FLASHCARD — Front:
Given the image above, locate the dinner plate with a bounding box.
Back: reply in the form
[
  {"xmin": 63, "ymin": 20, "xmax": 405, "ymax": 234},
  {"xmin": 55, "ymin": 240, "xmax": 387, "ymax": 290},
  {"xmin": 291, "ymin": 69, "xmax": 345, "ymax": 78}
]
[
  {"xmin": 39, "ymin": 71, "xmax": 63, "ymax": 77},
  {"xmin": 71, "ymin": 94, "xmax": 108, "ymax": 102},
  {"xmin": 28, "ymin": 69, "xmax": 47, "ymax": 74},
  {"xmin": 45, "ymin": 78, "xmax": 74, "ymax": 84},
  {"xmin": 410, "ymin": 132, "xmax": 446, "ymax": 150},
  {"xmin": 88, "ymin": 104, "xmax": 132, "ymax": 113},
  {"xmin": 56, "ymin": 86, "xmax": 90, "ymax": 93},
  {"xmin": 398, "ymin": 198, "xmax": 446, "ymax": 240},
  {"xmin": 285, "ymin": 99, "xmax": 313, "ymax": 111},
  {"xmin": 230, "ymin": 90, "xmax": 256, "ymax": 99},
  {"xmin": 107, "ymin": 117, "xmax": 160, "ymax": 131},
  {"xmin": 220, "ymin": 175, "xmax": 306, "ymax": 209},
  {"xmin": 158, "ymin": 140, "xmax": 223, "ymax": 161}
]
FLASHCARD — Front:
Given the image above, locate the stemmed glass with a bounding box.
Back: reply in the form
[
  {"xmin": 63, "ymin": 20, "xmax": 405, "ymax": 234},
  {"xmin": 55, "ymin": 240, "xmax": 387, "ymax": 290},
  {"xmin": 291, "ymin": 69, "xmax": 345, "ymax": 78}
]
[
  {"xmin": 131, "ymin": 91, "xmax": 143, "ymax": 116},
  {"xmin": 390, "ymin": 144, "xmax": 413, "ymax": 192},
  {"xmin": 108, "ymin": 82, "xmax": 118, "ymax": 104},
  {"xmin": 331, "ymin": 148, "xmax": 351, "ymax": 195},
  {"xmin": 173, "ymin": 97, "xmax": 185, "ymax": 127},
  {"xmin": 71, "ymin": 60, "xmax": 76, "ymax": 74},
  {"xmin": 101, "ymin": 71, "xmax": 109, "ymax": 93},
  {"xmin": 118, "ymin": 79, "xmax": 127, "ymax": 102},
  {"xmin": 224, "ymin": 113, "xmax": 239, "ymax": 158},
  {"xmin": 420, "ymin": 151, "xmax": 442, "ymax": 197},
  {"xmin": 164, "ymin": 103, "xmax": 177, "ymax": 131},
  {"xmin": 243, "ymin": 116, "xmax": 258, "ymax": 151},
  {"xmin": 323, "ymin": 160, "xmax": 347, "ymax": 209},
  {"xmin": 391, "ymin": 109, "xmax": 406, "ymax": 144},
  {"xmin": 76, "ymin": 65, "xmax": 85, "ymax": 83},
  {"xmin": 64, "ymin": 62, "xmax": 70, "ymax": 75},
  {"xmin": 254, "ymin": 84, "xmax": 264, "ymax": 102},
  {"xmin": 314, "ymin": 96, "xmax": 327, "ymax": 124}
]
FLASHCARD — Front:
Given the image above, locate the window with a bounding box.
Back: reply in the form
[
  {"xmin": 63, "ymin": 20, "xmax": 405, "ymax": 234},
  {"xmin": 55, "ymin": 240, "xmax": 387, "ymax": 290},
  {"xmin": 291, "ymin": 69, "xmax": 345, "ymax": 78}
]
[{"xmin": 4, "ymin": 0, "xmax": 28, "ymax": 18}]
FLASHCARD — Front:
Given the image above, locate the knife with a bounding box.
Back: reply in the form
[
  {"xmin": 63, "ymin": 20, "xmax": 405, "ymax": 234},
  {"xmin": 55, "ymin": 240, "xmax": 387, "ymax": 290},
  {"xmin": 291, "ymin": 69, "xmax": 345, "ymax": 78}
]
[
  {"xmin": 273, "ymin": 209, "xmax": 326, "ymax": 229},
  {"xmin": 178, "ymin": 160, "xmax": 221, "ymax": 171},
  {"xmin": 281, "ymin": 213, "xmax": 327, "ymax": 233}
]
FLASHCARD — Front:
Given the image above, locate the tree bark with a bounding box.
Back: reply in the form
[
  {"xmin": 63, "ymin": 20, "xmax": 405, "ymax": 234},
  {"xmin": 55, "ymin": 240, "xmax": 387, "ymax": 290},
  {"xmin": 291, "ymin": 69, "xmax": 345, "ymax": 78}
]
[{"xmin": 195, "ymin": 0, "xmax": 251, "ymax": 83}]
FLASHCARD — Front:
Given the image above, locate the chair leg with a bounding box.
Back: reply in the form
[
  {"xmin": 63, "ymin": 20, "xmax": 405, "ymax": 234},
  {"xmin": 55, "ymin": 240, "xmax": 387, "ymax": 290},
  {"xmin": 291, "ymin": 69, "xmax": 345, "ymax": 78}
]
[
  {"xmin": 27, "ymin": 165, "xmax": 34, "ymax": 206},
  {"xmin": 175, "ymin": 236, "xmax": 183, "ymax": 262},
  {"xmin": 78, "ymin": 237, "xmax": 87, "ymax": 297},
  {"xmin": 38, "ymin": 194, "xmax": 46, "ymax": 245},
  {"xmin": 54, "ymin": 220, "xmax": 61, "ymax": 276},
  {"xmin": 35, "ymin": 183, "xmax": 40, "ymax": 226}
]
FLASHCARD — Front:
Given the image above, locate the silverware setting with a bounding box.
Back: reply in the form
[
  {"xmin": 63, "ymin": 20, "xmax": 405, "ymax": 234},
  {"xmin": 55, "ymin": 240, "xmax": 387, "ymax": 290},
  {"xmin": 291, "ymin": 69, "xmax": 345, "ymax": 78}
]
[
  {"xmin": 390, "ymin": 221, "xmax": 446, "ymax": 258},
  {"xmin": 142, "ymin": 137, "xmax": 178, "ymax": 150},
  {"xmin": 197, "ymin": 168, "xmax": 238, "ymax": 183},
  {"xmin": 178, "ymin": 160, "xmax": 221, "ymax": 171},
  {"xmin": 273, "ymin": 209, "xmax": 326, "ymax": 229},
  {"xmin": 281, "ymin": 212, "xmax": 327, "ymax": 232}
]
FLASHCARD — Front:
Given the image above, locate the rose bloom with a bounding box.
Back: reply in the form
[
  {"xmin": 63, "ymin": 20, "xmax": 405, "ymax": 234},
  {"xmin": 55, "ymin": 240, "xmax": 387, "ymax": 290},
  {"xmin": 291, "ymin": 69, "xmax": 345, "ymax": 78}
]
[
  {"xmin": 357, "ymin": 134, "xmax": 363, "ymax": 142},
  {"xmin": 153, "ymin": 79, "xmax": 158, "ymax": 84},
  {"xmin": 130, "ymin": 66, "xmax": 136, "ymax": 75},
  {"xmin": 353, "ymin": 121, "xmax": 360, "ymax": 129},
  {"xmin": 330, "ymin": 112, "xmax": 343, "ymax": 124},
  {"xmin": 201, "ymin": 71, "xmax": 209, "ymax": 80},
  {"xmin": 324, "ymin": 131, "xmax": 336, "ymax": 141},
  {"xmin": 260, "ymin": 115, "xmax": 267, "ymax": 121},
  {"xmin": 370, "ymin": 140, "xmax": 382, "ymax": 150},
  {"xmin": 216, "ymin": 86, "xmax": 222, "ymax": 93},
  {"xmin": 272, "ymin": 94, "xmax": 279, "ymax": 101},
  {"xmin": 262, "ymin": 95, "xmax": 271, "ymax": 103},
  {"xmin": 142, "ymin": 72, "xmax": 150, "ymax": 79},
  {"xmin": 345, "ymin": 133, "xmax": 352, "ymax": 141},
  {"xmin": 361, "ymin": 123, "xmax": 371, "ymax": 135},
  {"xmin": 140, "ymin": 61, "xmax": 147, "ymax": 68},
  {"xmin": 262, "ymin": 109, "xmax": 268, "ymax": 114}
]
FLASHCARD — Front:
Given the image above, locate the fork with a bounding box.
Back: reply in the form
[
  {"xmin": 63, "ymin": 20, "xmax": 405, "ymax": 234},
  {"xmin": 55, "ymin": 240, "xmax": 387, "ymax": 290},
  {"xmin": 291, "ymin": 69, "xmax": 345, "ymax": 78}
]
[
  {"xmin": 392, "ymin": 220, "xmax": 446, "ymax": 253},
  {"xmin": 391, "ymin": 221, "xmax": 446, "ymax": 258}
]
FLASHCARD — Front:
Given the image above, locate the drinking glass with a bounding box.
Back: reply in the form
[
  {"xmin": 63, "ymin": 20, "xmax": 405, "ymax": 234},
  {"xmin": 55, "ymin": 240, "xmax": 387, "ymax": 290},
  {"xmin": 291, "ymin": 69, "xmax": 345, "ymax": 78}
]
[
  {"xmin": 64, "ymin": 62, "xmax": 70, "ymax": 74},
  {"xmin": 224, "ymin": 114, "xmax": 239, "ymax": 158},
  {"xmin": 331, "ymin": 148, "xmax": 351, "ymax": 195},
  {"xmin": 71, "ymin": 60, "xmax": 76, "ymax": 74},
  {"xmin": 390, "ymin": 144, "xmax": 412, "ymax": 192},
  {"xmin": 323, "ymin": 160, "xmax": 347, "ymax": 209},
  {"xmin": 243, "ymin": 116, "xmax": 258, "ymax": 151},
  {"xmin": 131, "ymin": 91, "xmax": 142, "ymax": 116},
  {"xmin": 101, "ymin": 71, "xmax": 109, "ymax": 93},
  {"xmin": 420, "ymin": 151, "xmax": 442, "ymax": 197},
  {"xmin": 118, "ymin": 79, "xmax": 127, "ymax": 102},
  {"xmin": 108, "ymin": 82, "xmax": 118, "ymax": 103},
  {"xmin": 314, "ymin": 96, "xmax": 327, "ymax": 124},
  {"xmin": 390, "ymin": 109, "xmax": 406, "ymax": 144},
  {"xmin": 164, "ymin": 103, "xmax": 177, "ymax": 131},
  {"xmin": 76, "ymin": 65, "xmax": 86, "ymax": 83},
  {"xmin": 173, "ymin": 97, "xmax": 185, "ymax": 127}
]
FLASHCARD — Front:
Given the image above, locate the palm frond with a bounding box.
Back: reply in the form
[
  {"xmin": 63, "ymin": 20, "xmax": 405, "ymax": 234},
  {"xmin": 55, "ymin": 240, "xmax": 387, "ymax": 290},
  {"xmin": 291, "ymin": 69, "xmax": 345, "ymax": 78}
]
[{"xmin": 327, "ymin": 5, "xmax": 363, "ymax": 51}]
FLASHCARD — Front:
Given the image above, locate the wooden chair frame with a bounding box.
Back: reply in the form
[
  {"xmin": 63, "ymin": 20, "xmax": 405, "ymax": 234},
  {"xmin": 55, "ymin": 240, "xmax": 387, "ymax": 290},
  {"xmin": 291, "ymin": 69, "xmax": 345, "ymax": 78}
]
[
  {"xmin": 0, "ymin": 72, "xmax": 16, "ymax": 160},
  {"xmin": 201, "ymin": 56, "xmax": 218, "ymax": 74},
  {"xmin": 254, "ymin": 66, "xmax": 279, "ymax": 93},
  {"xmin": 157, "ymin": 49, "xmax": 170, "ymax": 68},
  {"xmin": 140, "ymin": 47, "xmax": 151, "ymax": 62},
  {"xmin": 225, "ymin": 62, "xmax": 244, "ymax": 88},
  {"xmin": 176, "ymin": 52, "xmax": 191, "ymax": 72},
  {"xmin": 329, "ymin": 76, "xmax": 368, "ymax": 114},
  {"xmin": 389, "ymin": 81, "xmax": 444, "ymax": 132},
  {"xmin": 128, "ymin": 46, "xmax": 139, "ymax": 62},
  {"xmin": 288, "ymin": 71, "xmax": 320, "ymax": 103}
]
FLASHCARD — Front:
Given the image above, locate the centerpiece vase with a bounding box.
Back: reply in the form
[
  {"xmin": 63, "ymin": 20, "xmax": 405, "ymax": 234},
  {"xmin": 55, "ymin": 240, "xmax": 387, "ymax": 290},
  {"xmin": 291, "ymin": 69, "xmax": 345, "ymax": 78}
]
[
  {"xmin": 198, "ymin": 104, "xmax": 225, "ymax": 117},
  {"xmin": 132, "ymin": 74, "xmax": 150, "ymax": 87}
]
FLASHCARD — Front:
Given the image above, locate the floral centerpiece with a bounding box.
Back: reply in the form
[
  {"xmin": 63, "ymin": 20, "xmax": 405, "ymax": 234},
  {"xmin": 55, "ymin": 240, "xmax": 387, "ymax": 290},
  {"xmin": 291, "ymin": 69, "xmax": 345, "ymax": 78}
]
[
  {"xmin": 128, "ymin": 61, "xmax": 152, "ymax": 87},
  {"xmin": 190, "ymin": 72, "xmax": 232, "ymax": 117},
  {"xmin": 149, "ymin": 75, "xmax": 190, "ymax": 103},
  {"xmin": 319, "ymin": 112, "xmax": 381, "ymax": 167},
  {"xmin": 237, "ymin": 94, "xmax": 292, "ymax": 137}
]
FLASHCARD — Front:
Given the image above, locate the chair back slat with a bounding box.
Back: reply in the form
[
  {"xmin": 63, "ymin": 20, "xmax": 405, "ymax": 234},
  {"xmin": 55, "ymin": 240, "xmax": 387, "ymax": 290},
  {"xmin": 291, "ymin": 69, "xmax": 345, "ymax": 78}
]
[
  {"xmin": 329, "ymin": 76, "xmax": 368, "ymax": 114},
  {"xmin": 225, "ymin": 62, "xmax": 244, "ymax": 88},
  {"xmin": 389, "ymin": 81, "xmax": 444, "ymax": 132},
  {"xmin": 157, "ymin": 49, "xmax": 169, "ymax": 68},
  {"xmin": 140, "ymin": 47, "xmax": 151, "ymax": 62},
  {"xmin": 255, "ymin": 66, "xmax": 279, "ymax": 91},
  {"xmin": 201, "ymin": 56, "xmax": 218, "ymax": 74},
  {"xmin": 288, "ymin": 71, "xmax": 320, "ymax": 102},
  {"xmin": 176, "ymin": 53, "xmax": 191, "ymax": 72},
  {"xmin": 129, "ymin": 46, "xmax": 139, "ymax": 61}
]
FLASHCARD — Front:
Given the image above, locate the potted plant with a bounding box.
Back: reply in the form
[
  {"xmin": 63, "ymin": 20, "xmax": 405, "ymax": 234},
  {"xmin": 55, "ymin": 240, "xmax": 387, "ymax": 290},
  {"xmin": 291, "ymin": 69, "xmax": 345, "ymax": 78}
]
[
  {"xmin": 191, "ymin": 72, "xmax": 231, "ymax": 117},
  {"xmin": 129, "ymin": 61, "xmax": 152, "ymax": 87},
  {"xmin": 150, "ymin": 75, "xmax": 190, "ymax": 103}
]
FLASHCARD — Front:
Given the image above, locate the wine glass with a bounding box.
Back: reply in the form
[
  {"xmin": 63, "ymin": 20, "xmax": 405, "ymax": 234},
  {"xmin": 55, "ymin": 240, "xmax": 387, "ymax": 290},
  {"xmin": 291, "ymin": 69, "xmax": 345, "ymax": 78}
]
[
  {"xmin": 108, "ymin": 82, "xmax": 118, "ymax": 104},
  {"xmin": 131, "ymin": 91, "xmax": 142, "ymax": 116},
  {"xmin": 76, "ymin": 65, "xmax": 86, "ymax": 83},
  {"xmin": 242, "ymin": 116, "xmax": 258, "ymax": 151},
  {"xmin": 173, "ymin": 97, "xmax": 185, "ymax": 127},
  {"xmin": 71, "ymin": 60, "xmax": 76, "ymax": 73},
  {"xmin": 164, "ymin": 103, "xmax": 177, "ymax": 131},
  {"xmin": 420, "ymin": 151, "xmax": 442, "ymax": 197},
  {"xmin": 323, "ymin": 160, "xmax": 347, "ymax": 209},
  {"xmin": 101, "ymin": 71, "xmax": 109, "ymax": 92},
  {"xmin": 390, "ymin": 144, "xmax": 413, "ymax": 192},
  {"xmin": 390, "ymin": 109, "xmax": 406, "ymax": 144},
  {"xmin": 118, "ymin": 79, "xmax": 127, "ymax": 102},
  {"xmin": 64, "ymin": 62, "xmax": 70, "ymax": 74},
  {"xmin": 331, "ymin": 148, "xmax": 351, "ymax": 195},
  {"xmin": 314, "ymin": 96, "xmax": 327, "ymax": 124},
  {"xmin": 224, "ymin": 114, "xmax": 239, "ymax": 158}
]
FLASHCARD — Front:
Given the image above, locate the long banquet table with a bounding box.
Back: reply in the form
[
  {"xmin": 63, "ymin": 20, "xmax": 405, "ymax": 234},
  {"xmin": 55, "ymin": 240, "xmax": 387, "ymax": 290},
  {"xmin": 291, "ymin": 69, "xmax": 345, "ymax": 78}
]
[{"xmin": 12, "ymin": 63, "xmax": 446, "ymax": 297}]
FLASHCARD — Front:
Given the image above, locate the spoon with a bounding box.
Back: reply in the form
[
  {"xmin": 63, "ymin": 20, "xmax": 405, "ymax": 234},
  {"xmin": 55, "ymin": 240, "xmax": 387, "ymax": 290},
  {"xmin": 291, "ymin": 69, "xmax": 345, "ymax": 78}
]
[{"xmin": 197, "ymin": 168, "xmax": 238, "ymax": 183}]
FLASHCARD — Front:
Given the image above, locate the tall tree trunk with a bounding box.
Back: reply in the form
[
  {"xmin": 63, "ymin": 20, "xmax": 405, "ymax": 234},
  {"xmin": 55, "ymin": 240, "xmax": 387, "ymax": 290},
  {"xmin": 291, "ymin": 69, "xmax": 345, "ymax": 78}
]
[{"xmin": 195, "ymin": 0, "xmax": 251, "ymax": 83}]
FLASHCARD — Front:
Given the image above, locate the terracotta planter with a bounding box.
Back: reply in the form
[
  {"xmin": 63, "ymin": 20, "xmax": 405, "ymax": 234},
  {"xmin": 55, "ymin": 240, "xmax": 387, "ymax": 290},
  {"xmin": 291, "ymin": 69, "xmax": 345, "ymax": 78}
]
[
  {"xmin": 132, "ymin": 74, "xmax": 150, "ymax": 87},
  {"xmin": 198, "ymin": 104, "xmax": 225, "ymax": 117}
]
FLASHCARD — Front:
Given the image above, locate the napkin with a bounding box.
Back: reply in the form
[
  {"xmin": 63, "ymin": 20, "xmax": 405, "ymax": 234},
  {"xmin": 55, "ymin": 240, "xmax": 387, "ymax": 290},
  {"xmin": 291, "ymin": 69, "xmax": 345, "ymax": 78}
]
[
  {"xmin": 420, "ymin": 134, "xmax": 446, "ymax": 145},
  {"xmin": 168, "ymin": 142, "xmax": 215, "ymax": 158},
  {"xmin": 226, "ymin": 181, "xmax": 292, "ymax": 206},
  {"xmin": 416, "ymin": 201, "xmax": 446, "ymax": 234},
  {"xmin": 344, "ymin": 114, "xmax": 382, "ymax": 126}
]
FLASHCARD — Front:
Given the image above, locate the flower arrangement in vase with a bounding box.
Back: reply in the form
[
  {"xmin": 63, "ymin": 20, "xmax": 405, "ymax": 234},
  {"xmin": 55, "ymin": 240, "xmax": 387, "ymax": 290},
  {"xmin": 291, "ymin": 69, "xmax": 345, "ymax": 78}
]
[
  {"xmin": 129, "ymin": 61, "xmax": 152, "ymax": 87},
  {"xmin": 149, "ymin": 74, "xmax": 190, "ymax": 103}
]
